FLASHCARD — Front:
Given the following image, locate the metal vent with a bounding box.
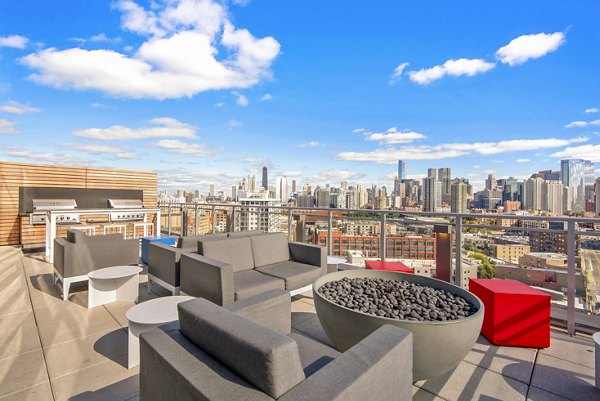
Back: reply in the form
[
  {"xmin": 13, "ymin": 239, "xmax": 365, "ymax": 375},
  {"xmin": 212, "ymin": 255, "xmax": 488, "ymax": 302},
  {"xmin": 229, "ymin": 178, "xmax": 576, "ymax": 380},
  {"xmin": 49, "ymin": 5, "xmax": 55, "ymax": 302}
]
[{"xmin": 108, "ymin": 199, "xmax": 144, "ymax": 209}]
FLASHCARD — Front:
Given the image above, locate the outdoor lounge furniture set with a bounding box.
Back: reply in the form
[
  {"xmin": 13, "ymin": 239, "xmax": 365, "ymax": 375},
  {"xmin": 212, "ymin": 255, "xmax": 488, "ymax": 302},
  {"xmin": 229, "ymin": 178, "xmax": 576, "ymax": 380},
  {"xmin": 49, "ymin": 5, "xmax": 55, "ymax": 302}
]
[
  {"xmin": 139, "ymin": 289, "xmax": 414, "ymax": 401},
  {"xmin": 148, "ymin": 231, "xmax": 327, "ymax": 304}
]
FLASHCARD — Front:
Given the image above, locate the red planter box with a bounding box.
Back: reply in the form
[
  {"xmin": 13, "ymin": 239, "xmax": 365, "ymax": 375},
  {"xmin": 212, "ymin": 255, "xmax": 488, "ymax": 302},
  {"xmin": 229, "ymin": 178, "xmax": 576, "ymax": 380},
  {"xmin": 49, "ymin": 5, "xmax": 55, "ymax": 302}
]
[
  {"xmin": 365, "ymin": 260, "xmax": 413, "ymax": 274},
  {"xmin": 469, "ymin": 278, "xmax": 550, "ymax": 348}
]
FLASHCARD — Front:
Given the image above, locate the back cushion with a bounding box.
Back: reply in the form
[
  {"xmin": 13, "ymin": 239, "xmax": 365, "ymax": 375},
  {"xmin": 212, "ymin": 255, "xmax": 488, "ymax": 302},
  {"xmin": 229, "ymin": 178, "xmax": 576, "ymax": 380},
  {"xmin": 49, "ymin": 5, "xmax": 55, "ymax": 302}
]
[
  {"xmin": 66, "ymin": 229, "xmax": 86, "ymax": 243},
  {"xmin": 178, "ymin": 233, "xmax": 227, "ymax": 249},
  {"xmin": 201, "ymin": 237, "xmax": 255, "ymax": 272},
  {"xmin": 251, "ymin": 233, "xmax": 290, "ymax": 268},
  {"xmin": 228, "ymin": 230, "xmax": 265, "ymax": 238},
  {"xmin": 179, "ymin": 298, "xmax": 305, "ymax": 399}
]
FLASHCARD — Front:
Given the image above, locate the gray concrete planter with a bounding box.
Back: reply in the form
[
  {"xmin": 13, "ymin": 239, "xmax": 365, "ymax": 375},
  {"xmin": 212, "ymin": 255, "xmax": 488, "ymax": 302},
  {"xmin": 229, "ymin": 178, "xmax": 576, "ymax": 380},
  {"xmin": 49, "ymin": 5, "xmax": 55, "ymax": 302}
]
[{"xmin": 313, "ymin": 270, "xmax": 484, "ymax": 381}]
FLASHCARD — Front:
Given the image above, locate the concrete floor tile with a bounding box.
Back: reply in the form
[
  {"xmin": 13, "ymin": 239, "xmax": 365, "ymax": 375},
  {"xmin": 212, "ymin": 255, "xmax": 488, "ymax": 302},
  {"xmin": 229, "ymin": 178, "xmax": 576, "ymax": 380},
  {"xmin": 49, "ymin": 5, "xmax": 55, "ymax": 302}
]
[
  {"xmin": 463, "ymin": 336, "xmax": 537, "ymax": 384},
  {"xmin": 44, "ymin": 328, "xmax": 128, "ymax": 379},
  {"xmin": 21, "ymin": 254, "xmax": 53, "ymax": 276},
  {"xmin": 104, "ymin": 301, "xmax": 136, "ymax": 327},
  {"xmin": 412, "ymin": 386, "xmax": 447, "ymax": 401},
  {"xmin": 37, "ymin": 306, "xmax": 121, "ymax": 347},
  {"xmin": 291, "ymin": 310, "xmax": 317, "ymax": 326},
  {"xmin": 0, "ymin": 289, "xmax": 32, "ymax": 317},
  {"xmin": 0, "ymin": 325, "xmax": 42, "ymax": 360},
  {"xmin": 0, "ymin": 310, "xmax": 36, "ymax": 333},
  {"xmin": 0, "ymin": 382, "xmax": 53, "ymax": 401},
  {"xmin": 530, "ymin": 354, "xmax": 599, "ymax": 401},
  {"xmin": 33, "ymin": 295, "xmax": 98, "ymax": 325},
  {"xmin": 0, "ymin": 350, "xmax": 49, "ymax": 398},
  {"xmin": 51, "ymin": 360, "xmax": 139, "ymax": 401},
  {"xmin": 526, "ymin": 386, "xmax": 572, "ymax": 401},
  {"xmin": 291, "ymin": 299, "xmax": 316, "ymax": 314},
  {"xmin": 415, "ymin": 360, "xmax": 528, "ymax": 401},
  {"xmin": 540, "ymin": 329, "xmax": 595, "ymax": 369}
]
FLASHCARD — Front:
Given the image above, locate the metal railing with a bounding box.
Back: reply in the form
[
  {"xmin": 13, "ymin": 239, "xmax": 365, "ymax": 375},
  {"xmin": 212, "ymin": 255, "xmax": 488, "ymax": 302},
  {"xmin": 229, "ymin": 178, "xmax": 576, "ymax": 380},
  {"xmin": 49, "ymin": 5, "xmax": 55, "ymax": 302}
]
[{"xmin": 158, "ymin": 200, "xmax": 600, "ymax": 336}]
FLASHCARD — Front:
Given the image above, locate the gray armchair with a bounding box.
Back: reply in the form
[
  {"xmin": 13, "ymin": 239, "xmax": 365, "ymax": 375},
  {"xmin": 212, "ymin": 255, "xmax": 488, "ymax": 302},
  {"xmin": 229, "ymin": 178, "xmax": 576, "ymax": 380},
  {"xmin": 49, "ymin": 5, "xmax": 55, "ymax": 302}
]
[
  {"xmin": 139, "ymin": 291, "xmax": 413, "ymax": 401},
  {"xmin": 180, "ymin": 233, "xmax": 326, "ymax": 305},
  {"xmin": 53, "ymin": 229, "xmax": 139, "ymax": 300}
]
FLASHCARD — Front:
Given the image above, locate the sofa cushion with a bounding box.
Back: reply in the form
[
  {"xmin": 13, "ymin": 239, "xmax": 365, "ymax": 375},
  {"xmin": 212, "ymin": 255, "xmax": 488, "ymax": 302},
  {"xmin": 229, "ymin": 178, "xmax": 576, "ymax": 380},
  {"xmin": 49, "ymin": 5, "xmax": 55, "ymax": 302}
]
[
  {"xmin": 66, "ymin": 229, "xmax": 86, "ymax": 243},
  {"xmin": 178, "ymin": 233, "xmax": 227, "ymax": 249},
  {"xmin": 255, "ymin": 261, "xmax": 321, "ymax": 290},
  {"xmin": 234, "ymin": 270, "xmax": 285, "ymax": 300},
  {"xmin": 228, "ymin": 230, "xmax": 265, "ymax": 238},
  {"xmin": 178, "ymin": 298, "xmax": 305, "ymax": 399},
  {"xmin": 201, "ymin": 237, "xmax": 254, "ymax": 272},
  {"xmin": 251, "ymin": 233, "xmax": 291, "ymax": 268}
]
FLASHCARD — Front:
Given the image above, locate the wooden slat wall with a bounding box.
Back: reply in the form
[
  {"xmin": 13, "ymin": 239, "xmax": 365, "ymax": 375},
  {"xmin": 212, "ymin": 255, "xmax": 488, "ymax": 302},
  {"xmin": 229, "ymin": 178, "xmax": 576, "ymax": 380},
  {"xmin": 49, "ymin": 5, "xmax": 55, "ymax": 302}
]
[{"xmin": 0, "ymin": 161, "xmax": 157, "ymax": 246}]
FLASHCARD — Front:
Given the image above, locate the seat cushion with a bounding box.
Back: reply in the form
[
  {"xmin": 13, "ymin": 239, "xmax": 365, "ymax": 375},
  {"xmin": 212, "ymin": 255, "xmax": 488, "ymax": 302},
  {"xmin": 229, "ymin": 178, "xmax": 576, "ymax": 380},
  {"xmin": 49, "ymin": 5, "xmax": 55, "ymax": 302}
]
[
  {"xmin": 251, "ymin": 233, "xmax": 291, "ymax": 268},
  {"xmin": 178, "ymin": 298, "xmax": 305, "ymax": 399},
  {"xmin": 289, "ymin": 331, "xmax": 340, "ymax": 378},
  {"xmin": 201, "ymin": 237, "xmax": 255, "ymax": 272},
  {"xmin": 234, "ymin": 270, "xmax": 285, "ymax": 300},
  {"xmin": 256, "ymin": 261, "xmax": 321, "ymax": 290}
]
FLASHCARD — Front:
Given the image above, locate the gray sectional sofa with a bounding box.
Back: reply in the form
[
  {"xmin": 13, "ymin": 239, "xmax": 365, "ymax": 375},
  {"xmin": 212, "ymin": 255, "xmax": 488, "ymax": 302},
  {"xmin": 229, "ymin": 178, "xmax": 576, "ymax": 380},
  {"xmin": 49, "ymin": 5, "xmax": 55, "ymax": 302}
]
[
  {"xmin": 139, "ymin": 290, "xmax": 413, "ymax": 401},
  {"xmin": 179, "ymin": 232, "xmax": 326, "ymax": 305},
  {"xmin": 53, "ymin": 229, "xmax": 140, "ymax": 301}
]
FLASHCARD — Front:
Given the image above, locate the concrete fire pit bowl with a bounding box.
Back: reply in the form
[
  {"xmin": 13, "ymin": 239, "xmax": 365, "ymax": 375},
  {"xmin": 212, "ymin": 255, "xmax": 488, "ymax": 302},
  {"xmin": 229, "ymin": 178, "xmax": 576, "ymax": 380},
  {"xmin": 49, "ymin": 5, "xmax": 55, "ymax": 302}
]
[{"xmin": 313, "ymin": 270, "xmax": 484, "ymax": 381}]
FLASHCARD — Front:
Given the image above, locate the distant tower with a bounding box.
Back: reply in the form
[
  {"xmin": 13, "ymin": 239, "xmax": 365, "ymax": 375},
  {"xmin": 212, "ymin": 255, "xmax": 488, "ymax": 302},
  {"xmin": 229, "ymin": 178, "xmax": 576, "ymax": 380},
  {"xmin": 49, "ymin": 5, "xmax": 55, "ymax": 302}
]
[
  {"xmin": 438, "ymin": 167, "xmax": 451, "ymax": 204},
  {"xmin": 423, "ymin": 176, "xmax": 438, "ymax": 212},
  {"xmin": 291, "ymin": 180, "xmax": 297, "ymax": 193},
  {"xmin": 485, "ymin": 172, "xmax": 496, "ymax": 191},
  {"xmin": 427, "ymin": 168, "xmax": 437, "ymax": 179},
  {"xmin": 209, "ymin": 184, "xmax": 215, "ymax": 196},
  {"xmin": 276, "ymin": 176, "xmax": 288, "ymax": 201},
  {"xmin": 561, "ymin": 159, "xmax": 594, "ymax": 213},
  {"xmin": 397, "ymin": 160, "xmax": 406, "ymax": 180},
  {"xmin": 262, "ymin": 166, "xmax": 268, "ymax": 190}
]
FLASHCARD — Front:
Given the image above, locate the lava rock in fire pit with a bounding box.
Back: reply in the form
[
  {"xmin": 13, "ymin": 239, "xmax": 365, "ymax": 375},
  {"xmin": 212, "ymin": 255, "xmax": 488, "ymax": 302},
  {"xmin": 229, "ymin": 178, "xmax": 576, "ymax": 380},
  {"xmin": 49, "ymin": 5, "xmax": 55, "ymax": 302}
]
[{"xmin": 318, "ymin": 277, "xmax": 477, "ymax": 321}]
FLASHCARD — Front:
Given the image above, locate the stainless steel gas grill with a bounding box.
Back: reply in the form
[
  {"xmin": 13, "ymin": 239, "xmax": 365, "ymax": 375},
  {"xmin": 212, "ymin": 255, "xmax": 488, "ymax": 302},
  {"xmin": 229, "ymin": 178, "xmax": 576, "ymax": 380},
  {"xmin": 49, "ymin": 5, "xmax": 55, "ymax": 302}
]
[
  {"xmin": 30, "ymin": 199, "xmax": 79, "ymax": 225},
  {"xmin": 108, "ymin": 199, "xmax": 145, "ymax": 221}
]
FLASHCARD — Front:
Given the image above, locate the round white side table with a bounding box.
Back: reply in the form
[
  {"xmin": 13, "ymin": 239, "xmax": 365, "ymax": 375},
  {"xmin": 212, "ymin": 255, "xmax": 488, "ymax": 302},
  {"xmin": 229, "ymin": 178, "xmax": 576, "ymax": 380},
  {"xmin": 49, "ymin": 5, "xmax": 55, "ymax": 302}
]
[
  {"xmin": 87, "ymin": 265, "xmax": 142, "ymax": 309},
  {"xmin": 327, "ymin": 256, "xmax": 347, "ymax": 273}
]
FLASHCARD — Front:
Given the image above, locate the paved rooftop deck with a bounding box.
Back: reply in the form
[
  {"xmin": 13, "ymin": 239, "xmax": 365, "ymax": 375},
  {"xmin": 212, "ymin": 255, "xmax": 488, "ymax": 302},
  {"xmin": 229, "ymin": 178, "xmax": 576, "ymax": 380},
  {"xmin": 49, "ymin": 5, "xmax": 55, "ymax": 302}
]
[{"xmin": 1, "ymin": 246, "xmax": 599, "ymax": 401}]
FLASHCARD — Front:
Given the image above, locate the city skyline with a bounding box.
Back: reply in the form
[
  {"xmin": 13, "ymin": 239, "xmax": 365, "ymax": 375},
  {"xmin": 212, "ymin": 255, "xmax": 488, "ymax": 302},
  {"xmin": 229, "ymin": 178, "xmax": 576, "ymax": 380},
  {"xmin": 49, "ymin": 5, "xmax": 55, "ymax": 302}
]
[{"xmin": 1, "ymin": 1, "xmax": 600, "ymax": 193}]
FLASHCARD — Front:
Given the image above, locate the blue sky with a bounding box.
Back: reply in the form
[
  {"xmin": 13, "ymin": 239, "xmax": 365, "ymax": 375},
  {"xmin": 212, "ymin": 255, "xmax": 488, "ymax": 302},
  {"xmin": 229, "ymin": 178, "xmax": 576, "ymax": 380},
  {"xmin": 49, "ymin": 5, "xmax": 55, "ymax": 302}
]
[{"xmin": 1, "ymin": 1, "xmax": 599, "ymax": 193}]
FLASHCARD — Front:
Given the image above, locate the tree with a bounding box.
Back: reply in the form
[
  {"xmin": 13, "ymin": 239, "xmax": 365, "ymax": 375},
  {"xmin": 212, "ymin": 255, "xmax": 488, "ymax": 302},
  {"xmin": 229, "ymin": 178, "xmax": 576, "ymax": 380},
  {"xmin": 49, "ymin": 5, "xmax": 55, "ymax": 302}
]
[{"xmin": 470, "ymin": 252, "xmax": 495, "ymax": 279}]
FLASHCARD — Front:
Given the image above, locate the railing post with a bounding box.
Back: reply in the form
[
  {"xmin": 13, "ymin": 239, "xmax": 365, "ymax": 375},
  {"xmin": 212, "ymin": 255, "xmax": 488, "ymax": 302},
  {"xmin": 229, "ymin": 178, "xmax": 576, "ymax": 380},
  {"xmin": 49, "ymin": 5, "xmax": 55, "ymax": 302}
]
[
  {"xmin": 380, "ymin": 212, "xmax": 387, "ymax": 261},
  {"xmin": 327, "ymin": 210, "xmax": 333, "ymax": 256},
  {"xmin": 455, "ymin": 216, "xmax": 462, "ymax": 287},
  {"xmin": 211, "ymin": 205, "xmax": 217, "ymax": 234},
  {"xmin": 288, "ymin": 207, "xmax": 293, "ymax": 240},
  {"xmin": 194, "ymin": 204, "xmax": 198, "ymax": 235},
  {"xmin": 231, "ymin": 205, "xmax": 236, "ymax": 233},
  {"xmin": 567, "ymin": 220, "xmax": 576, "ymax": 336},
  {"xmin": 167, "ymin": 204, "xmax": 172, "ymax": 236}
]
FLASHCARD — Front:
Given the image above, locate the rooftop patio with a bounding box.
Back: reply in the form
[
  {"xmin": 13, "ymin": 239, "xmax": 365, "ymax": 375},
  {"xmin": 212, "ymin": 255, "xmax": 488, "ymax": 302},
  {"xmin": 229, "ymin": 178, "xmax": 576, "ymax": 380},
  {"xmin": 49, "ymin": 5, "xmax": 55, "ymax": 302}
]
[{"xmin": 1, "ymin": 245, "xmax": 598, "ymax": 401}]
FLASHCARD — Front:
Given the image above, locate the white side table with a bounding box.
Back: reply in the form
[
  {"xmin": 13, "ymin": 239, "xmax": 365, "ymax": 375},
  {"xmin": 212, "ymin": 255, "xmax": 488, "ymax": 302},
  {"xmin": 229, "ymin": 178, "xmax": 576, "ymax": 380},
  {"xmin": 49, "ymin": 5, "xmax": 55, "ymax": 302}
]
[
  {"xmin": 88, "ymin": 265, "xmax": 142, "ymax": 308},
  {"xmin": 125, "ymin": 295, "xmax": 194, "ymax": 369},
  {"xmin": 327, "ymin": 256, "xmax": 347, "ymax": 273}
]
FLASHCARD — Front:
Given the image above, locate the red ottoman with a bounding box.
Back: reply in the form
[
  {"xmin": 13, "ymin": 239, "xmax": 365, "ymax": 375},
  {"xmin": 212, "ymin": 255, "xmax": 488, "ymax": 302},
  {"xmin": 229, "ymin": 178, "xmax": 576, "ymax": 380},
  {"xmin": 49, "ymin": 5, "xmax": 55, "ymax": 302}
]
[
  {"xmin": 469, "ymin": 278, "xmax": 550, "ymax": 348},
  {"xmin": 365, "ymin": 260, "xmax": 413, "ymax": 274}
]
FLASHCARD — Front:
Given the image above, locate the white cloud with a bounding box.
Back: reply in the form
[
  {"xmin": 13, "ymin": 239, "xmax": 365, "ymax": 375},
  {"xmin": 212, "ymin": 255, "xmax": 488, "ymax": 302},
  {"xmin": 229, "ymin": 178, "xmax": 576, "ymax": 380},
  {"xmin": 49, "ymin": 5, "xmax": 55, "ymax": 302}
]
[
  {"xmin": 408, "ymin": 58, "xmax": 495, "ymax": 85},
  {"xmin": 153, "ymin": 139, "xmax": 223, "ymax": 157},
  {"xmin": 0, "ymin": 35, "xmax": 28, "ymax": 49},
  {"xmin": 551, "ymin": 144, "xmax": 600, "ymax": 162},
  {"xmin": 566, "ymin": 119, "xmax": 600, "ymax": 128},
  {"xmin": 90, "ymin": 33, "xmax": 122, "ymax": 43},
  {"xmin": 389, "ymin": 62, "xmax": 409, "ymax": 85},
  {"xmin": 227, "ymin": 119, "xmax": 242, "ymax": 130},
  {"xmin": 90, "ymin": 102, "xmax": 110, "ymax": 109},
  {"xmin": 231, "ymin": 91, "xmax": 249, "ymax": 106},
  {"xmin": 306, "ymin": 169, "xmax": 366, "ymax": 184},
  {"xmin": 260, "ymin": 93, "xmax": 273, "ymax": 101},
  {"xmin": 3, "ymin": 148, "xmax": 91, "ymax": 165},
  {"xmin": 336, "ymin": 136, "xmax": 588, "ymax": 164},
  {"xmin": 585, "ymin": 108, "xmax": 599, "ymax": 113},
  {"xmin": 352, "ymin": 128, "xmax": 367, "ymax": 133},
  {"xmin": 64, "ymin": 143, "xmax": 137, "ymax": 159},
  {"xmin": 20, "ymin": 0, "xmax": 280, "ymax": 100},
  {"xmin": 496, "ymin": 32, "xmax": 565, "ymax": 66},
  {"xmin": 298, "ymin": 141, "xmax": 322, "ymax": 148},
  {"xmin": 215, "ymin": 102, "xmax": 225, "ymax": 107},
  {"xmin": 0, "ymin": 119, "xmax": 18, "ymax": 134},
  {"xmin": 281, "ymin": 170, "xmax": 302, "ymax": 177},
  {"xmin": 516, "ymin": 158, "xmax": 530, "ymax": 163},
  {"xmin": 363, "ymin": 127, "xmax": 426, "ymax": 144},
  {"xmin": 0, "ymin": 101, "xmax": 40, "ymax": 114},
  {"xmin": 156, "ymin": 168, "xmax": 237, "ymax": 189},
  {"xmin": 72, "ymin": 117, "xmax": 197, "ymax": 140}
]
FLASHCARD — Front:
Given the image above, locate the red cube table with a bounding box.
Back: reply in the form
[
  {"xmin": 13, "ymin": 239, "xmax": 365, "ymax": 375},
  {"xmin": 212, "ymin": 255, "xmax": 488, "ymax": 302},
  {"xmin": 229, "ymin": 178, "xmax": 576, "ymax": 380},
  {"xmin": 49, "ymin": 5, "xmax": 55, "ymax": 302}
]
[
  {"xmin": 469, "ymin": 278, "xmax": 550, "ymax": 348},
  {"xmin": 365, "ymin": 260, "xmax": 413, "ymax": 274}
]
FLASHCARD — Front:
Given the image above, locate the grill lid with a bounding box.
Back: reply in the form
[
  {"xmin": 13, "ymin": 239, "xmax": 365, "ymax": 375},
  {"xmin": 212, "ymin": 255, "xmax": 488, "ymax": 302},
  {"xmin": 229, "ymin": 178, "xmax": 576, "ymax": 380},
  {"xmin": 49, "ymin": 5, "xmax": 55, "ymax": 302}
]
[
  {"xmin": 32, "ymin": 199, "xmax": 77, "ymax": 211},
  {"xmin": 108, "ymin": 199, "xmax": 144, "ymax": 209}
]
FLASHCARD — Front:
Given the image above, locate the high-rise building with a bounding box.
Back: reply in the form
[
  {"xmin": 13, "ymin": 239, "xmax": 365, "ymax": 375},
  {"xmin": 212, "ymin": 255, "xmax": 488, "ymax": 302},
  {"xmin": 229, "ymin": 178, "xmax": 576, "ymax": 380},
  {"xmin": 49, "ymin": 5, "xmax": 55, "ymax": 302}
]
[
  {"xmin": 422, "ymin": 176, "xmax": 438, "ymax": 212},
  {"xmin": 524, "ymin": 177, "xmax": 544, "ymax": 211},
  {"xmin": 502, "ymin": 177, "xmax": 519, "ymax": 201},
  {"xmin": 247, "ymin": 175, "xmax": 257, "ymax": 192},
  {"xmin": 427, "ymin": 168, "xmax": 437, "ymax": 179},
  {"xmin": 291, "ymin": 180, "xmax": 297, "ymax": 193},
  {"xmin": 543, "ymin": 180, "xmax": 564, "ymax": 215},
  {"xmin": 276, "ymin": 176, "xmax": 288, "ymax": 201},
  {"xmin": 231, "ymin": 185, "xmax": 237, "ymax": 201},
  {"xmin": 485, "ymin": 172, "xmax": 497, "ymax": 191},
  {"xmin": 209, "ymin": 184, "xmax": 215, "ymax": 196},
  {"xmin": 450, "ymin": 180, "xmax": 468, "ymax": 213},
  {"xmin": 261, "ymin": 166, "xmax": 268, "ymax": 190},
  {"xmin": 561, "ymin": 159, "xmax": 594, "ymax": 212},
  {"xmin": 595, "ymin": 178, "xmax": 600, "ymax": 216},
  {"xmin": 315, "ymin": 187, "xmax": 331, "ymax": 208},
  {"xmin": 397, "ymin": 160, "xmax": 406, "ymax": 180},
  {"xmin": 238, "ymin": 198, "xmax": 280, "ymax": 232},
  {"xmin": 438, "ymin": 167, "xmax": 451, "ymax": 204},
  {"xmin": 340, "ymin": 180, "xmax": 348, "ymax": 190}
]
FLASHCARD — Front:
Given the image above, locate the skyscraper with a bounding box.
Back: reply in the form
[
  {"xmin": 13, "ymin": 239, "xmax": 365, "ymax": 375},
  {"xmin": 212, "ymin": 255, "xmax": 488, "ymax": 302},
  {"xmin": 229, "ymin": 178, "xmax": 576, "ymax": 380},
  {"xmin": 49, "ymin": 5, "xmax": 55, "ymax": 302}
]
[
  {"xmin": 291, "ymin": 180, "xmax": 297, "ymax": 193},
  {"xmin": 438, "ymin": 167, "xmax": 451, "ymax": 204},
  {"xmin": 485, "ymin": 172, "xmax": 496, "ymax": 191},
  {"xmin": 450, "ymin": 180, "xmax": 468, "ymax": 213},
  {"xmin": 423, "ymin": 176, "xmax": 438, "ymax": 212},
  {"xmin": 561, "ymin": 159, "xmax": 594, "ymax": 212},
  {"xmin": 397, "ymin": 160, "xmax": 406, "ymax": 180},
  {"xmin": 261, "ymin": 166, "xmax": 268, "ymax": 190},
  {"xmin": 276, "ymin": 176, "xmax": 288, "ymax": 201},
  {"xmin": 427, "ymin": 168, "xmax": 437, "ymax": 179}
]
